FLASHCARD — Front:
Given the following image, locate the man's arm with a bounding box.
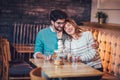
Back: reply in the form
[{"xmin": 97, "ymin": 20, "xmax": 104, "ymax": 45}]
[
  {"xmin": 91, "ymin": 40, "xmax": 99, "ymax": 49},
  {"xmin": 34, "ymin": 32, "xmax": 44, "ymax": 59},
  {"xmin": 33, "ymin": 52, "xmax": 45, "ymax": 59}
]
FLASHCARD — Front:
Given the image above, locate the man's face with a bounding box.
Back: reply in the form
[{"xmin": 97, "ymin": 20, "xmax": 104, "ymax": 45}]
[{"xmin": 53, "ymin": 19, "xmax": 65, "ymax": 32}]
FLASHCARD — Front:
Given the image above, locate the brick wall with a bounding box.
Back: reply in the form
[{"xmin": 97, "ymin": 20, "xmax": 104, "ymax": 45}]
[{"xmin": 0, "ymin": 0, "xmax": 91, "ymax": 42}]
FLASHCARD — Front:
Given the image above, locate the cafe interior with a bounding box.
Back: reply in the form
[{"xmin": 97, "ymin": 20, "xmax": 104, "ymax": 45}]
[{"xmin": 0, "ymin": 0, "xmax": 120, "ymax": 80}]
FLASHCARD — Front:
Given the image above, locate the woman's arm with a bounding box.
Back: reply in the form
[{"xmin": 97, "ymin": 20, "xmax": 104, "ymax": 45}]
[{"xmin": 78, "ymin": 31, "xmax": 97, "ymax": 62}]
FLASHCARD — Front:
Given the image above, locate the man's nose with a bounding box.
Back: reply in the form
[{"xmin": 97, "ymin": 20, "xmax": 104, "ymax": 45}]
[{"xmin": 59, "ymin": 24, "xmax": 64, "ymax": 27}]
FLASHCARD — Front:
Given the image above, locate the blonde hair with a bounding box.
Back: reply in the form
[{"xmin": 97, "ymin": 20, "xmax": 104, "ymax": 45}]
[{"xmin": 64, "ymin": 18, "xmax": 83, "ymax": 39}]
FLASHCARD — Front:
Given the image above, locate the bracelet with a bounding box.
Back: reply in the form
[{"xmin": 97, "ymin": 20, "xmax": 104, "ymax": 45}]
[{"xmin": 58, "ymin": 38, "xmax": 63, "ymax": 40}]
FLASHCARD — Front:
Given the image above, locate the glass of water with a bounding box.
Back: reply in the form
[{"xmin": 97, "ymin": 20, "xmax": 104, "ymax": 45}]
[
  {"xmin": 72, "ymin": 56, "xmax": 77, "ymax": 65},
  {"xmin": 72, "ymin": 52, "xmax": 78, "ymax": 65},
  {"xmin": 44, "ymin": 52, "xmax": 51, "ymax": 64}
]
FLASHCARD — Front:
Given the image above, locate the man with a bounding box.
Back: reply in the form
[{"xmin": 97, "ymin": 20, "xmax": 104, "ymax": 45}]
[{"xmin": 34, "ymin": 9, "xmax": 68, "ymax": 59}]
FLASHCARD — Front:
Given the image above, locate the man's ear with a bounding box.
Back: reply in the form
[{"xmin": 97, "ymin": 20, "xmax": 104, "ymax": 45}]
[{"xmin": 51, "ymin": 20, "xmax": 54, "ymax": 25}]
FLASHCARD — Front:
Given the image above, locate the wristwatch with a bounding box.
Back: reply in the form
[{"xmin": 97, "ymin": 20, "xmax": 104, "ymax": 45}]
[{"xmin": 58, "ymin": 38, "xmax": 63, "ymax": 40}]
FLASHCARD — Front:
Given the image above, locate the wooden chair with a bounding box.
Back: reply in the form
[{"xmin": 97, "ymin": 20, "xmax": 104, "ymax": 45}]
[
  {"xmin": 30, "ymin": 67, "xmax": 46, "ymax": 80},
  {"xmin": 0, "ymin": 36, "xmax": 2, "ymax": 79},
  {"xmin": 1, "ymin": 39, "xmax": 33, "ymax": 80},
  {"xmin": 0, "ymin": 38, "xmax": 9, "ymax": 80}
]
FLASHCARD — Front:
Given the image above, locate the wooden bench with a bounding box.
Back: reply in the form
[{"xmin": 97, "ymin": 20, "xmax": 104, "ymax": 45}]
[{"xmin": 12, "ymin": 23, "xmax": 49, "ymax": 61}]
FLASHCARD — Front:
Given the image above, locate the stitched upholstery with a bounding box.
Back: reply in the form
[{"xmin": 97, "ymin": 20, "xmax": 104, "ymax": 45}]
[
  {"xmin": 81, "ymin": 26, "xmax": 120, "ymax": 80},
  {"xmin": 9, "ymin": 62, "xmax": 32, "ymax": 77}
]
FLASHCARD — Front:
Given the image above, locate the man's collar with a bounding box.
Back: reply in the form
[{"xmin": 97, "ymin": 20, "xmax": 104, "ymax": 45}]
[{"xmin": 50, "ymin": 26, "xmax": 56, "ymax": 32}]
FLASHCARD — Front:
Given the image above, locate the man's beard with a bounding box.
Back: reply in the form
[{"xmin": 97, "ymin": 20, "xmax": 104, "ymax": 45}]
[{"xmin": 54, "ymin": 26, "xmax": 63, "ymax": 32}]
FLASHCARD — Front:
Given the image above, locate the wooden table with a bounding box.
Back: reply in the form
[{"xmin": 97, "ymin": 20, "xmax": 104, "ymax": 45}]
[{"xmin": 30, "ymin": 58, "xmax": 103, "ymax": 78}]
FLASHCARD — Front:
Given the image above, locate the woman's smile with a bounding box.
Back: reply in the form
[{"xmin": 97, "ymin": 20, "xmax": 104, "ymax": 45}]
[{"xmin": 64, "ymin": 22, "xmax": 75, "ymax": 35}]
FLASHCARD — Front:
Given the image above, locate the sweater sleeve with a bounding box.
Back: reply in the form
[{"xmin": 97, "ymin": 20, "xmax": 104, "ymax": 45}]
[
  {"xmin": 58, "ymin": 40, "xmax": 64, "ymax": 50},
  {"xmin": 64, "ymin": 39, "xmax": 71, "ymax": 53},
  {"xmin": 79, "ymin": 31, "xmax": 97, "ymax": 62},
  {"xmin": 34, "ymin": 31, "xmax": 44, "ymax": 54}
]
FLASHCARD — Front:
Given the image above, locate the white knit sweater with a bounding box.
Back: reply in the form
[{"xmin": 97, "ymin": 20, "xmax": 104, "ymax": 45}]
[{"xmin": 58, "ymin": 31, "xmax": 102, "ymax": 69}]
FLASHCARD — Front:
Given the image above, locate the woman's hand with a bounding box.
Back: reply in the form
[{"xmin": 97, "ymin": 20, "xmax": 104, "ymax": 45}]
[{"xmin": 57, "ymin": 31, "xmax": 63, "ymax": 39}]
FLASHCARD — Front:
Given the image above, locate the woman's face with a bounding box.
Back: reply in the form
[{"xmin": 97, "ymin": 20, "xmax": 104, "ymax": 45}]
[{"xmin": 64, "ymin": 22, "xmax": 75, "ymax": 35}]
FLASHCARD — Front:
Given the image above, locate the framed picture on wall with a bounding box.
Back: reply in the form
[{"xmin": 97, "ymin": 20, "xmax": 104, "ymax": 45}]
[{"xmin": 97, "ymin": 0, "xmax": 120, "ymax": 10}]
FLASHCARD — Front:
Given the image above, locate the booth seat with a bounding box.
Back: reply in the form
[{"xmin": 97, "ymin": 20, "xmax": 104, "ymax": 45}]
[
  {"xmin": 80, "ymin": 26, "xmax": 120, "ymax": 80},
  {"xmin": 12, "ymin": 23, "xmax": 120, "ymax": 80}
]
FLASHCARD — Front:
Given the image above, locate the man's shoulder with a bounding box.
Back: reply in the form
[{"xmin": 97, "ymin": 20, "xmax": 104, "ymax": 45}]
[{"xmin": 38, "ymin": 27, "xmax": 50, "ymax": 33}]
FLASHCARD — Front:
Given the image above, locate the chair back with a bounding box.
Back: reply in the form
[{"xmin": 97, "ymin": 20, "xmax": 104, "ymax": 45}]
[
  {"xmin": 2, "ymin": 39, "xmax": 11, "ymax": 61},
  {"xmin": 13, "ymin": 23, "xmax": 49, "ymax": 61},
  {"xmin": 30, "ymin": 67, "xmax": 46, "ymax": 80},
  {"xmin": 0, "ymin": 39, "xmax": 9, "ymax": 80},
  {"xmin": 1, "ymin": 38, "xmax": 33, "ymax": 80}
]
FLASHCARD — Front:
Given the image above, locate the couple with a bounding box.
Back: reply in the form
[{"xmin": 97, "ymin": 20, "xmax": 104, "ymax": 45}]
[{"xmin": 34, "ymin": 9, "xmax": 102, "ymax": 71}]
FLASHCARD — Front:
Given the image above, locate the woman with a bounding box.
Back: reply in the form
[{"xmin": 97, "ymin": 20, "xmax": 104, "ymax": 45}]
[{"xmin": 63, "ymin": 19, "xmax": 102, "ymax": 71}]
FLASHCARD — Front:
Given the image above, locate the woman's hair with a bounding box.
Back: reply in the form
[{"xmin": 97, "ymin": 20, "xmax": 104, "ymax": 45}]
[{"xmin": 64, "ymin": 18, "xmax": 83, "ymax": 39}]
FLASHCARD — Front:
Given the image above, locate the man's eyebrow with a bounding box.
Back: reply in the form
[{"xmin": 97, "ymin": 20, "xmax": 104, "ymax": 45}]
[{"xmin": 56, "ymin": 22, "xmax": 65, "ymax": 24}]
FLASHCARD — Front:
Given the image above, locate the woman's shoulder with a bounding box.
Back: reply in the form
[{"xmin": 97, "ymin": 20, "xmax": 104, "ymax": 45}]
[{"xmin": 82, "ymin": 31, "xmax": 92, "ymax": 35}]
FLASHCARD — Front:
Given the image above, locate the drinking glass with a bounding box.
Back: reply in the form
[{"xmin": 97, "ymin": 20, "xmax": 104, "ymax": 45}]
[
  {"xmin": 72, "ymin": 52, "xmax": 78, "ymax": 65},
  {"xmin": 44, "ymin": 52, "xmax": 51, "ymax": 64},
  {"xmin": 72, "ymin": 56, "xmax": 77, "ymax": 65},
  {"xmin": 62, "ymin": 48, "xmax": 70, "ymax": 55}
]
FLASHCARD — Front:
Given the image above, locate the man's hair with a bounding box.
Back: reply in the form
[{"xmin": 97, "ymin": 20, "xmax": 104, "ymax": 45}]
[{"xmin": 50, "ymin": 9, "xmax": 67, "ymax": 22}]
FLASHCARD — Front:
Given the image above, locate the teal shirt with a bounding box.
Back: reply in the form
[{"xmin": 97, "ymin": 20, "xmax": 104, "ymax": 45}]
[{"xmin": 34, "ymin": 27, "xmax": 58, "ymax": 55}]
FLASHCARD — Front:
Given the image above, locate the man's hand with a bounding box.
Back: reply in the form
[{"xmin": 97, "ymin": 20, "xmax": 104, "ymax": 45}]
[
  {"xmin": 92, "ymin": 40, "xmax": 99, "ymax": 49},
  {"xmin": 36, "ymin": 53, "xmax": 45, "ymax": 59}
]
